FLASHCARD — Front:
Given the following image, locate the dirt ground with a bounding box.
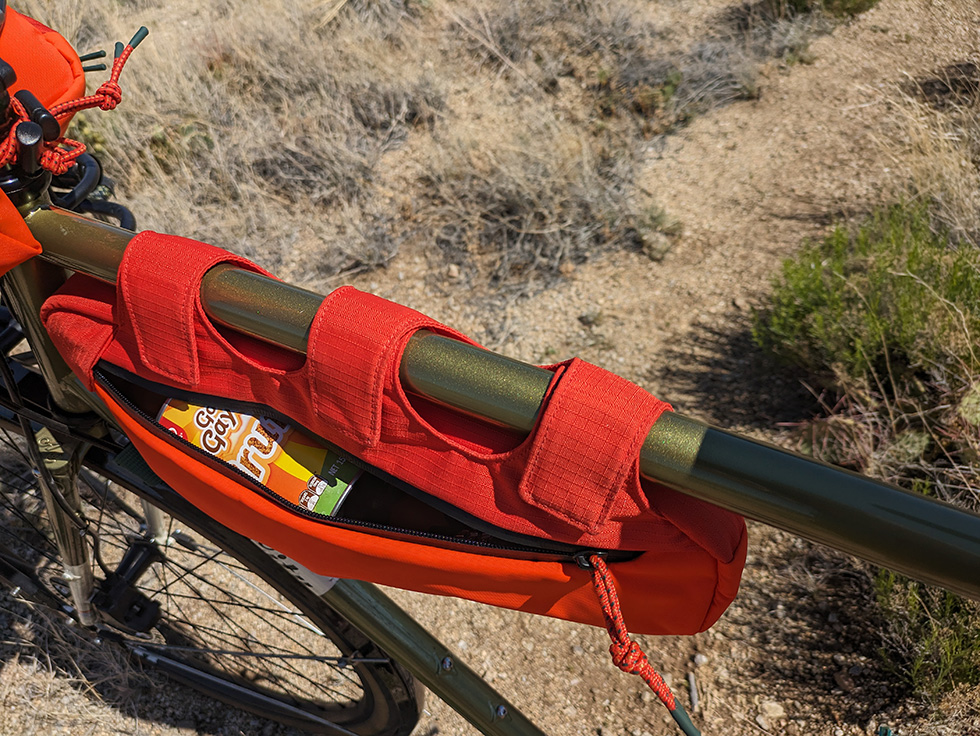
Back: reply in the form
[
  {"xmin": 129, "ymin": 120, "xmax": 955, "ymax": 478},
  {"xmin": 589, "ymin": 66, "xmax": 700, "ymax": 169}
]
[{"xmin": 2, "ymin": 0, "xmax": 980, "ymax": 735}]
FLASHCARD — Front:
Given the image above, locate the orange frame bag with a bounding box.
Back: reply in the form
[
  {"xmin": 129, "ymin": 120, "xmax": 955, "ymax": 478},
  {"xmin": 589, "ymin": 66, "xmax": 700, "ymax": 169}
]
[{"xmin": 41, "ymin": 232, "xmax": 747, "ymax": 636}]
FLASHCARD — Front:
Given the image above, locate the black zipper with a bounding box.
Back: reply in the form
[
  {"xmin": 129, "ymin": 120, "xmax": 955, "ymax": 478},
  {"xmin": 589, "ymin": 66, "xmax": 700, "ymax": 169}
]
[{"xmin": 93, "ymin": 363, "xmax": 617, "ymax": 562}]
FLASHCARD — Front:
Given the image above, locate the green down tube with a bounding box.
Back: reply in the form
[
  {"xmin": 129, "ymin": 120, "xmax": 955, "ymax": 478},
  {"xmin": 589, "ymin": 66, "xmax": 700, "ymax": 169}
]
[{"xmin": 26, "ymin": 205, "xmax": 980, "ymax": 601}]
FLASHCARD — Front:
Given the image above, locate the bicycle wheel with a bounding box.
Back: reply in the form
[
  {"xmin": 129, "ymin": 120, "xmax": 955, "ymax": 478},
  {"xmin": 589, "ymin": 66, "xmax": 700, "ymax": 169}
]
[{"xmin": 0, "ymin": 414, "xmax": 423, "ymax": 736}]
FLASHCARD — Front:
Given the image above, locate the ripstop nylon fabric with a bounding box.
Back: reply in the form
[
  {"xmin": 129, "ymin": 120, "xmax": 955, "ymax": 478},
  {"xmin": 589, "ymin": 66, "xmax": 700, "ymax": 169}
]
[
  {"xmin": 0, "ymin": 6, "xmax": 85, "ymax": 277},
  {"xmin": 41, "ymin": 232, "xmax": 748, "ymax": 634},
  {"xmin": 0, "ymin": 7, "xmax": 85, "ymax": 136}
]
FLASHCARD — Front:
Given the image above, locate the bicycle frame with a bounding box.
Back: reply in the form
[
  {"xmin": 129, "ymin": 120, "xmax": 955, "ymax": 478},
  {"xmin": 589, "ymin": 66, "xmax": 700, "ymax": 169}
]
[
  {"xmin": 21, "ymin": 200, "xmax": 980, "ymax": 602},
  {"xmin": 3, "ymin": 192, "xmax": 980, "ymax": 736}
]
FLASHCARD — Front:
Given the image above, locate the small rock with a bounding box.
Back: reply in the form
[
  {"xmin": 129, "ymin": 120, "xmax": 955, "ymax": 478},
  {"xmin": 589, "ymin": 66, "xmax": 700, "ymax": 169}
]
[
  {"xmin": 694, "ymin": 653, "xmax": 708, "ymax": 667},
  {"xmin": 835, "ymin": 730, "xmax": 844, "ymax": 736},
  {"xmin": 832, "ymin": 653, "xmax": 847, "ymax": 665},
  {"xmin": 848, "ymin": 664, "xmax": 863, "ymax": 676},
  {"xmin": 572, "ymin": 645, "xmax": 585, "ymax": 655},
  {"xmin": 733, "ymin": 296, "xmax": 750, "ymax": 311},
  {"xmin": 447, "ymin": 263, "xmax": 460, "ymax": 279},
  {"xmin": 834, "ymin": 670, "xmax": 856, "ymax": 692},
  {"xmin": 756, "ymin": 714, "xmax": 770, "ymax": 731},
  {"xmin": 761, "ymin": 701, "xmax": 786, "ymax": 719},
  {"xmin": 641, "ymin": 232, "xmax": 671, "ymax": 261}
]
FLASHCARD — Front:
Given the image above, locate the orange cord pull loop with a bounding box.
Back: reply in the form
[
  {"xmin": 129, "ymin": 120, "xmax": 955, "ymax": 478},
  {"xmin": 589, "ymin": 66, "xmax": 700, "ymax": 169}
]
[{"xmin": 587, "ymin": 553, "xmax": 702, "ymax": 736}]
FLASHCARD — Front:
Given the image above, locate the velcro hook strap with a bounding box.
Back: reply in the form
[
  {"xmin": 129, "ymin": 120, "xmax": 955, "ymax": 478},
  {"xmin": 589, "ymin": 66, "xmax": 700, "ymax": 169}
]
[
  {"xmin": 307, "ymin": 286, "xmax": 473, "ymax": 448},
  {"xmin": 518, "ymin": 359, "xmax": 671, "ymax": 535},
  {"xmin": 117, "ymin": 232, "xmax": 270, "ymax": 386}
]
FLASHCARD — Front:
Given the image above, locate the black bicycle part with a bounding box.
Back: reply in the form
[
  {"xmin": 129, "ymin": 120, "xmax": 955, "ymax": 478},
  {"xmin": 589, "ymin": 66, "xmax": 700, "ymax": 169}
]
[
  {"xmin": 0, "ymin": 305, "xmax": 22, "ymax": 354},
  {"xmin": 13, "ymin": 90, "xmax": 59, "ymax": 141},
  {"xmin": 76, "ymin": 198, "xmax": 137, "ymax": 230},
  {"xmin": 50, "ymin": 152, "xmax": 103, "ymax": 210},
  {"xmin": 0, "ymin": 57, "xmax": 15, "ymax": 115},
  {"xmin": 90, "ymin": 536, "xmax": 164, "ymax": 633},
  {"xmin": 15, "ymin": 120, "xmax": 42, "ymax": 174},
  {"xmin": 44, "ymin": 153, "xmax": 136, "ymax": 229},
  {"xmin": 0, "ymin": 154, "xmax": 51, "ymax": 204}
]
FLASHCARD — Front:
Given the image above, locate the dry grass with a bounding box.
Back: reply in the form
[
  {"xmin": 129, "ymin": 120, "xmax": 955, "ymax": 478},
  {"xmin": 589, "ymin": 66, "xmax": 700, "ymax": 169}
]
[
  {"xmin": 0, "ymin": 600, "xmax": 144, "ymax": 736},
  {"xmin": 20, "ymin": 0, "xmax": 441, "ymax": 287},
  {"xmin": 19, "ymin": 0, "xmax": 848, "ymax": 302},
  {"xmin": 415, "ymin": 98, "xmax": 662, "ymax": 294},
  {"xmin": 886, "ymin": 62, "xmax": 980, "ymax": 248},
  {"xmin": 451, "ymin": 0, "xmax": 769, "ymax": 135}
]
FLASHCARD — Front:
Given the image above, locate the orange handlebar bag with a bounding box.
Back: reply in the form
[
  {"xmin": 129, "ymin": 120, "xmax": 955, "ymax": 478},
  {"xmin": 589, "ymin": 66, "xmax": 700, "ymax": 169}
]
[
  {"xmin": 0, "ymin": 6, "xmax": 86, "ymax": 276},
  {"xmin": 0, "ymin": 6, "xmax": 86, "ymax": 130},
  {"xmin": 41, "ymin": 233, "xmax": 747, "ymax": 635}
]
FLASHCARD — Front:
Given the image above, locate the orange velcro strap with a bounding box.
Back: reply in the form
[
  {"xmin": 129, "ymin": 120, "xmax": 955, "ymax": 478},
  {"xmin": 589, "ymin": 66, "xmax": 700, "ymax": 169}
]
[{"xmin": 518, "ymin": 359, "xmax": 671, "ymax": 533}]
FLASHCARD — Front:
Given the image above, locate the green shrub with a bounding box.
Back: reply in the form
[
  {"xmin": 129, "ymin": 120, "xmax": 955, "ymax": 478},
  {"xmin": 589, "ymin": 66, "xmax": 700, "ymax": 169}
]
[
  {"xmin": 755, "ymin": 202, "xmax": 980, "ymax": 392},
  {"xmin": 875, "ymin": 571, "xmax": 980, "ymax": 694},
  {"xmin": 754, "ymin": 201, "xmax": 980, "ymax": 696}
]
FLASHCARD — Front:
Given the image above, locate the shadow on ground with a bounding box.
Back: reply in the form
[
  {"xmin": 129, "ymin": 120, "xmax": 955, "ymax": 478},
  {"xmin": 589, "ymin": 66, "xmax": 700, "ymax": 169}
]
[
  {"xmin": 654, "ymin": 310, "xmax": 816, "ymax": 429},
  {"xmin": 0, "ymin": 591, "xmax": 302, "ymax": 736},
  {"xmin": 655, "ymin": 309, "xmax": 919, "ymax": 729},
  {"xmin": 722, "ymin": 525, "xmax": 914, "ymax": 730}
]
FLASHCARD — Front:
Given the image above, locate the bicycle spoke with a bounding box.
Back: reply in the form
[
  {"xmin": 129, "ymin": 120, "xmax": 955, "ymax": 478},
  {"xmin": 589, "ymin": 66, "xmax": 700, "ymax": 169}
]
[
  {"xmin": 132, "ymin": 645, "xmax": 388, "ymax": 663},
  {"xmin": 154, "ymin": 541, "xmax": 365, "ymax": 699},
  {"xmin": 147, "ymin": 554, "xmax": 368, "ymax": 702}
]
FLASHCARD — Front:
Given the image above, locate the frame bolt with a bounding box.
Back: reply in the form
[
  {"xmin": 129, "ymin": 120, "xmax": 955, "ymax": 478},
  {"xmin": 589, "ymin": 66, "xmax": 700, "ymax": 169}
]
[
  {"xmin": 440, "ymin": 656, "xmax": 453, "ymax": 671},
  {"xmin": 495, "ymin": 705, "xmax": 508, "ymax": 719}
]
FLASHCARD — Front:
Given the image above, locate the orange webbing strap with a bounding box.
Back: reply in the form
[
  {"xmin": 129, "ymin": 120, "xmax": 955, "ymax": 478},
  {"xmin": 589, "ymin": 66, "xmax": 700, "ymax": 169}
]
[
  {"xmin": 588, "ymin": 554, "xmax": 702, "ymax": 736},
  {"xmin": 518, "ymin": 358, "xmax": 671, "ymax": 534}
]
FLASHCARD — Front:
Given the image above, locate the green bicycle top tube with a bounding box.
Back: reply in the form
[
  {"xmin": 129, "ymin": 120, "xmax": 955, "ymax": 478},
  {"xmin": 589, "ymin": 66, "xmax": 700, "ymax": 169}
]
[{"xmin": 25, "ymin": 204, "xmax": 980, "ymax": 601}]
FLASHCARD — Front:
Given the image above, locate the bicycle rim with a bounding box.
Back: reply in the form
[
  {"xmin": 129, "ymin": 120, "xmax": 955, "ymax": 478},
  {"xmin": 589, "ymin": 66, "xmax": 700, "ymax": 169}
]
[{"xmin": 0, "ymin": 423, "xmax": 421, "ymax": 736}]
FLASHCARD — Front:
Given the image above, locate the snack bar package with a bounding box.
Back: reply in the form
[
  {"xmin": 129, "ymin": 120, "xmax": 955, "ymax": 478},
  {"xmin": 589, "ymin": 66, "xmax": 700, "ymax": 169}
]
[{"xmin": 157, "ymin": 399, "xmax": 360, "ymax": 516}]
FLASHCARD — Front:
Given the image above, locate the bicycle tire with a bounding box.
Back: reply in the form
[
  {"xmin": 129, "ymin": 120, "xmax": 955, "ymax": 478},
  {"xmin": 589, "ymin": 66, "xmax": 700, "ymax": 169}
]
[{"xmin": 0, "ymin": 406, "xmax": 423, "ymax": 735}]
